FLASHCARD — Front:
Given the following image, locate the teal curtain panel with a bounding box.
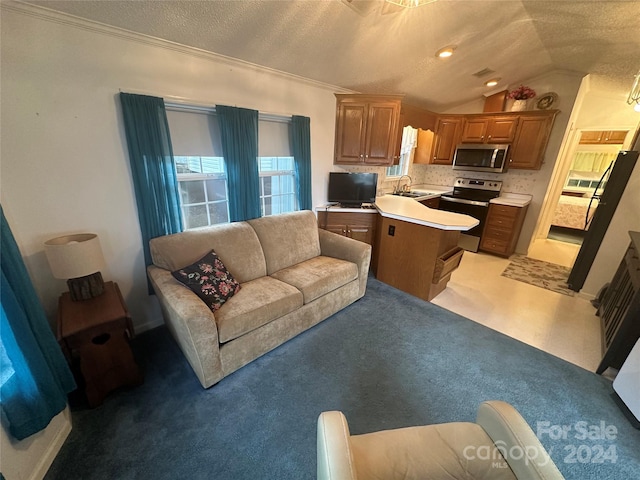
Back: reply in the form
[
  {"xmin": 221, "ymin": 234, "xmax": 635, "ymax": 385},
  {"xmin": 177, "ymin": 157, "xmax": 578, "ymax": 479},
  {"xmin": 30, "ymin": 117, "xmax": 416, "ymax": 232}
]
[
  {"xmin": 119, "ymin": 93, "xmax": 183, "ymax": 271},
  {"xmin": 0, "ymin": 205, "xmax": 76, "ymax": 440},
  {"xmin": 291, "ymin": 115, "xmax": 312, "ymax": 211},
  {"xmin": 216, "ymin": 105, "xmax": 261, "ymax": 222}
]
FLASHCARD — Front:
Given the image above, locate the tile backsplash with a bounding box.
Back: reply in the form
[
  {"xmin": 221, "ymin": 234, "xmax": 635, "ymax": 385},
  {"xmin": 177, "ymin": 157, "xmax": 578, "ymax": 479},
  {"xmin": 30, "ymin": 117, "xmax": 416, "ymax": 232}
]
[{"xmin": 334, "ymin": 163, "xmax": 538, "ymax": 195}]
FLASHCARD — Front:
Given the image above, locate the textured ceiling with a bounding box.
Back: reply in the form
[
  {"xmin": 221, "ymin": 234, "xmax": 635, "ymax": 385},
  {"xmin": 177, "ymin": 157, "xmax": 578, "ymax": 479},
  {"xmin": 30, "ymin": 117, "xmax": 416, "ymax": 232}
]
[{"xmin": 25, "ymin": 0, "xmax": 640, "ymax": 110}]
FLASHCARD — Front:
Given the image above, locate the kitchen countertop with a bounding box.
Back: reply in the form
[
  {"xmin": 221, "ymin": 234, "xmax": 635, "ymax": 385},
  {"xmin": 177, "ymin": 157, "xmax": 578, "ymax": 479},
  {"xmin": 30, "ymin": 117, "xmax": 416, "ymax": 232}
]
[
  {"xmin": 490, "ymin": 193, "xmax": 532, "ymax": 207},
  {"xmin": 375, "ymin": 195, "xmax": 479, "ymax": 231}
]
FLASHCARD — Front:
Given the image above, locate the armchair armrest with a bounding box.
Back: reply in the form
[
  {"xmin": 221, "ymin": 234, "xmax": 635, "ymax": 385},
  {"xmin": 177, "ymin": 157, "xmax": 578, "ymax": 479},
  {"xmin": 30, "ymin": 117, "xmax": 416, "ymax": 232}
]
[
  {"xmin": 147, "ymin": 265, "xmax": 224, "ymax": 388},
  {"xmin": 476, "ymin": 400, "xmax": 565, "ymax": 480},
  {"xmin": 317, "ymin": 411, "xmax": 358, "ymax": 480},
  {"xmin": 318, "ymin": 228, "xmax": 371, "ymax": 298}
]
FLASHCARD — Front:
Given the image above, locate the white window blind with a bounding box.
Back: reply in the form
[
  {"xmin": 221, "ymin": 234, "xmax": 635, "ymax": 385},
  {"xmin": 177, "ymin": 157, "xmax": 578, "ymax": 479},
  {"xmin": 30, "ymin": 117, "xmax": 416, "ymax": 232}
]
[
  {"xmin": 259, "ymin": 118, "xmax": 292, "ymax": 157},
  {"xmin": 166, "ymin": 109, "xmax": 223, "ymax": 157}
]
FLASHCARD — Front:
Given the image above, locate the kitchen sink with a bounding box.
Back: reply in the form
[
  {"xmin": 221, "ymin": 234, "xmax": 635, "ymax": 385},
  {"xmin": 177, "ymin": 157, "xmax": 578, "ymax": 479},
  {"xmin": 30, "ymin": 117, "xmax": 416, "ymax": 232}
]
[
  {"xmin": 392, "ymin": 191, "xmax": 430, "ymax": 198},
  {"xmin": 391, "ymin": 191, "xmax": 427, "ymax": 198}
]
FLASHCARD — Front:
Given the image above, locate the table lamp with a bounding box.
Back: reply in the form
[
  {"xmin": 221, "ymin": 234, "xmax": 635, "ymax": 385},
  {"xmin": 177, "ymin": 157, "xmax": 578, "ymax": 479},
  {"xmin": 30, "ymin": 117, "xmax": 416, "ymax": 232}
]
[{"xmin": 45, "ymin": 233, "xmax": 106, "ymax": 301}]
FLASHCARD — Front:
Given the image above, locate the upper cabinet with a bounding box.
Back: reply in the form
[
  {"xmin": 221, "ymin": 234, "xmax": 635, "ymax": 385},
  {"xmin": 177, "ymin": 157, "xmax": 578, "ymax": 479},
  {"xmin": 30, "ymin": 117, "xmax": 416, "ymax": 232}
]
[
  {"xmin": 430, "ymin": 116, "xmax": 463, "ymax": 165},
  {"xmin": 579, "ymin": 130, "xmax": 628, "ymax": 145},
  {"xmin": 334, "ymin": 94, "xmax": 403, "ymax": 166},
  {"xmin": 460, "ymin": 116, "xmax": 518, "ymax": 144},
  {"xmin": 508, "ymin": 111, "xmax": 558, "ymax": 170},
  {"xmin": 426, "ymin": 110, "xmax": 558, "ymax": 169}
]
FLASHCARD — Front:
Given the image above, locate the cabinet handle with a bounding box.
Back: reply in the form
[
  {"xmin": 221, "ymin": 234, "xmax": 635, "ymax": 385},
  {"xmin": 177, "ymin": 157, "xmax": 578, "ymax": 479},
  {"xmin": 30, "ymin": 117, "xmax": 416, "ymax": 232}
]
[{"xmin": 487, "ymin": 135, "xmax": 491, "ymax": 140}]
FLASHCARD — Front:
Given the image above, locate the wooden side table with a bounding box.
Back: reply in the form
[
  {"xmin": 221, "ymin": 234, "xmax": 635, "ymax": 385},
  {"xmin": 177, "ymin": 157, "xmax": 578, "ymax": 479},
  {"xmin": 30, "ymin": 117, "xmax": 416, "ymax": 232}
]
[{"xmin": 57, "ymin": 281, "xmax": 143, "ymax": 407}]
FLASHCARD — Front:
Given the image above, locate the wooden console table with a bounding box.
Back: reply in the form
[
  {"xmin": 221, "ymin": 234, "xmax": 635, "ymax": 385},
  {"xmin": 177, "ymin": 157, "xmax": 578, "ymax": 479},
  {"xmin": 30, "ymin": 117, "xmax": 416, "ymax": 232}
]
[{"xmin": 596, "ymin": 231, "xmax": 640, "ymax": 374}]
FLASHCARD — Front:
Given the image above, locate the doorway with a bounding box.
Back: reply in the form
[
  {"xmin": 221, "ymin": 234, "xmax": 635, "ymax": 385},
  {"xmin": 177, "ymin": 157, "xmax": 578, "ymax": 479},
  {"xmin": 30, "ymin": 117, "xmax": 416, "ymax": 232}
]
[{"xmin": 546, "ymin": 129, "xmax": 627, "ymax": 246}]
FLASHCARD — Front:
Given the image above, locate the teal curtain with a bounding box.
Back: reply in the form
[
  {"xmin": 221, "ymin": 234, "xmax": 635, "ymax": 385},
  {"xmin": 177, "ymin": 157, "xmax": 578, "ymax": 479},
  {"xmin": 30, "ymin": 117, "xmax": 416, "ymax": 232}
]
[
  {"xmin": 120, "ymin": 93, "xmax": 183, "ymax": 272},
  {"xmin": 216, "ymin": 105, "xmax": 261, "ymax": 221},
  {"xmin": 291, "ymin": 116, "xmax": 312, "ymax": 211},
  {"xmin": 0, "ymin": 206, "xmax": 76, "ymax": 440}
]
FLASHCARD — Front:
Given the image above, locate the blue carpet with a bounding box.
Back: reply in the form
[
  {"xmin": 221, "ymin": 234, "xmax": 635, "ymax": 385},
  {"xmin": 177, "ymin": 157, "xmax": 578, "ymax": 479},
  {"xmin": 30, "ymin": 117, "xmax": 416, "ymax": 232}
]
[{"xmin": 45, "ymin": 277, "xmax": 640, "ymax": 479}]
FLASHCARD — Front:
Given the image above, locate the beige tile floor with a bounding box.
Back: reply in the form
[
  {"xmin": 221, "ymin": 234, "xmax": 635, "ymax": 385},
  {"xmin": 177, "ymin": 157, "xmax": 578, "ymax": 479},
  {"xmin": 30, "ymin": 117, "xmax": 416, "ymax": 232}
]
[{"xmin": 431, "ymin": 238, "xmax": 604, "ymax": 373}]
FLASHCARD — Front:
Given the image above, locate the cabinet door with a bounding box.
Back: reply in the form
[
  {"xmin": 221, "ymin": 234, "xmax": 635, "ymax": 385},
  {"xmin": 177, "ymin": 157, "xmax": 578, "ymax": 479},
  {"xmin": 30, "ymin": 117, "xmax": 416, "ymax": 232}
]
[
  {"xmin": 579, "ymin": 131, "xmax": 604, "ymax": 144},
  {"xmin": 431, "ymin": 117, "xmax": 462, "ymax": 165},
  {"xmin": 348, "ymin": 225, "xmax": 375, "ymax": 245},
  {"xmin": 508, "ymin": 114, "xmax": 555, "ymax": 169},
  {"xmin": 603, "ymin": 130, "xmax": 628, "ymax": 144},
  {"xmin": 414, "ymin": 128, "xmax": 434, "ymax": 165},
  {"xmin": 486, "ymin": 116, "xmax": 518, "ymax": 143},
  {"xmin": 364, "ymin": 101, "xmax": 401, "ymax": 165},
  {"xmin": 334, "ymin": 102, "xmax": 368, "ymax": 164},
  {"xmin": 460, "ymin": 118, "xmax": 488, "ymax": 143}
]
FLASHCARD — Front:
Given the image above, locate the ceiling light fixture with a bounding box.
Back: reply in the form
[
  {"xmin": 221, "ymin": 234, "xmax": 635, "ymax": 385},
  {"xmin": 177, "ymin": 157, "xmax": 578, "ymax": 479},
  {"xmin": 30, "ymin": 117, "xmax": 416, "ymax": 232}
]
[
  {"xmin": 435, "ymin": 46, "xmax": 456, "ymax": 58},
  {"xmin": 485, "ymin": 78, "xmax": 501, "ymax": 87},
  {"xmin": 386, "ymin": 0, "xmax": 437, "ymax": 7},
  {"xmin": 627, "ymin": 70, "xmax": 640, "ymax": 107}
]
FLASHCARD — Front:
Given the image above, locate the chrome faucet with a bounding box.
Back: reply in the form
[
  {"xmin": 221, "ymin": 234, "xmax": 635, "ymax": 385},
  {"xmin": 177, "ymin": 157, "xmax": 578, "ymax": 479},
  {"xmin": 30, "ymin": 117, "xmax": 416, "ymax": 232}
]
[{"xmin": 395, "ymin": 175, "xmax": 412, "ymax": 193}]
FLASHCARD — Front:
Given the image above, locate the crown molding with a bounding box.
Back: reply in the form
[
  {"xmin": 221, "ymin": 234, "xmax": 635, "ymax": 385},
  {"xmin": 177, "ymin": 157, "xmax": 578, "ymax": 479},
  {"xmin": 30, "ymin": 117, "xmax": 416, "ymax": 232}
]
[{"xmin": 2, "ymin": 1, "xmax": 354, "ymax": 94}]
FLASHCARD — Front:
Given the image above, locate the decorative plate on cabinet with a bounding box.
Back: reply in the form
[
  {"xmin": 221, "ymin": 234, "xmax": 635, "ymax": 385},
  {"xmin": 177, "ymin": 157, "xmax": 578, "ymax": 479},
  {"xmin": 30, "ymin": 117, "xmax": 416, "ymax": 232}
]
[{"xmin": 536, "ymin": 92, "xmax": 558, "ymax": 110}]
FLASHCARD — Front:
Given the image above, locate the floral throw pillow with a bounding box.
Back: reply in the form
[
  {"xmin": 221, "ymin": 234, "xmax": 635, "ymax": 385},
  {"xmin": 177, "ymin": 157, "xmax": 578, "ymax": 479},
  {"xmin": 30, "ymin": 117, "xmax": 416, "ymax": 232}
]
[{"xmin": 171, "ymin": 250, "xmax": 241, "ymax": 312}]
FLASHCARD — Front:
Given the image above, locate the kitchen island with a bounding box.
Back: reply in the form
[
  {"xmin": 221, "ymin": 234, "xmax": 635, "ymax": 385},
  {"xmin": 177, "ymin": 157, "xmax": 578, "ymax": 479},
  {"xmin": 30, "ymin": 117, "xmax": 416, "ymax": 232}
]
[{"xmin": 373, "ymin": 195, "xmax": 478, "ymax": 301}]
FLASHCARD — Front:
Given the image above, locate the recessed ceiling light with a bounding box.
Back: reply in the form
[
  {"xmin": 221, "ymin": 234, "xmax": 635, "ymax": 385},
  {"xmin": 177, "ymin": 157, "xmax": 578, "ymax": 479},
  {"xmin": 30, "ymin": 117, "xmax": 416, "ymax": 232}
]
[
  {"xmin": 634, "ymin": 103, "xmax": 640, "ymax": 112},
  {"xmin": 435, "ymin": 46, "xmax": 456, "ymax": 58},
  {"xmin": 485, "ymin": 78, "xmax": 501, "ymax": 87}
]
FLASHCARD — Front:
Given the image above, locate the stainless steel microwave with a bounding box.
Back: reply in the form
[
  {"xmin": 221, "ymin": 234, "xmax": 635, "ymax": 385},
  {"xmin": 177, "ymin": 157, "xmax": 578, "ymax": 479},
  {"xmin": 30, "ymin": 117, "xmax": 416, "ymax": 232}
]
[{"xmin": 452, "ymin": 144, "xmax": 510, "ymax": 173}]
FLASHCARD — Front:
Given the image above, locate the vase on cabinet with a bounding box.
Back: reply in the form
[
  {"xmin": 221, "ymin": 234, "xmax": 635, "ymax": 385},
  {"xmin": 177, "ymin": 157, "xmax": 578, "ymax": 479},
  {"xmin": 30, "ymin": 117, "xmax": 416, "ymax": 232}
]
[{"xmin": 511, "ymin": 99, "xmax": 527, "ymax": 111}]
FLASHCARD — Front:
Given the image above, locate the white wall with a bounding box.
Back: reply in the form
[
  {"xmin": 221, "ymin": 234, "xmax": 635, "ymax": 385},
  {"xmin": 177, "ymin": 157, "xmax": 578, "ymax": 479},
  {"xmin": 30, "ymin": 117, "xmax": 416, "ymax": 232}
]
[{"xmin": 1, "ymin": 3, "xmax": 342, "ymax": 333}]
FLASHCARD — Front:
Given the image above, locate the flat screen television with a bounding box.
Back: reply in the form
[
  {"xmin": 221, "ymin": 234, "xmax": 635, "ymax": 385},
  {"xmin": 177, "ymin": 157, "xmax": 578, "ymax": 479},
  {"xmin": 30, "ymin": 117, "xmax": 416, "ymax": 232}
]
[{"xmin": 328, "ymin": 172, "xmax": 378, "ymax": 207}]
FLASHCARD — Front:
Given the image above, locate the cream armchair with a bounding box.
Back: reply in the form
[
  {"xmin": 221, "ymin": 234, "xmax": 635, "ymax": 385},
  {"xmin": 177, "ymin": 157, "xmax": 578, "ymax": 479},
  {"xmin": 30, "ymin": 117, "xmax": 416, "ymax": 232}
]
[{"xmin": 317, "ymin": 400, "xmax": 565, "ymax": 480}]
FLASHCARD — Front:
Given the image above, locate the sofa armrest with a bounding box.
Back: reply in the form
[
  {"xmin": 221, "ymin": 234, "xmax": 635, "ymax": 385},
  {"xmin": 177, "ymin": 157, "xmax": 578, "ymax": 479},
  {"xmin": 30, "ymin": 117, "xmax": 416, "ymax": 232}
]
[
  {"xmin": 317, "ymin": 411, "xmax": 358, "ymax": 480},
  {"xmin": 318, "ymin": 228, "xmax": 371, "ymax": 298},
  {"xmin": 147, "ymin": 265, "xmax": 224, "ymax": 388},
  {"xmin": 476, "ymin": 400, "xmax": 565, "ymax": 480}
]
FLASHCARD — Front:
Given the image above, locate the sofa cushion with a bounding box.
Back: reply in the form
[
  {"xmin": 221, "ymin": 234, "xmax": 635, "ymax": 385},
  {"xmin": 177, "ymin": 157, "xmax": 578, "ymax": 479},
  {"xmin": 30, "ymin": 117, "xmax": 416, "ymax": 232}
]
[
  {"xmin": 271, "ymin": 256, "xmax": 358, "ymax": 304},
  {"xmin": 215, "ymin": 276, "xmax": 303, "ymax": 343},
  {"xmin": 171, "ymin": 250, "xmax": 241, "ymax": 312},
  {"xmin": 247, "ymin": 211, "xmax": 321, "ymax": 275},
  {"xmin": 149, "ymin": 222, "xmax": 267, "ymax": 283}
]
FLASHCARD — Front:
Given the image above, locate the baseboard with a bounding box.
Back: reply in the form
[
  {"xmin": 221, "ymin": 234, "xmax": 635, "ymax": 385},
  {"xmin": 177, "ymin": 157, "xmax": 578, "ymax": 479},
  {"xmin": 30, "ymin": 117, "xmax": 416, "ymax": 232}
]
[
  {"xmin": 30, "ymin": 408, "xmax": 72, "ymax": 480},
  {"xmin": 135, "ymin": 316, "xmax": 164, "ymax": 334}
]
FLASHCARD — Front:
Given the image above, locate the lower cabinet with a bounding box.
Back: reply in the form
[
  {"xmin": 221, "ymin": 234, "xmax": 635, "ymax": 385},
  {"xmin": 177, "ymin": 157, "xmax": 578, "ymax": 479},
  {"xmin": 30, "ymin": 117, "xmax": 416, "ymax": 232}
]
[
  {"xmin": 317, "ymin": 210, "xmax": 378, "ymax": 246},
  {"xmin": 419, "ymin": 197, "xmax": 440, "ymax": 209},
  {"xmin": 479, "ymin": 203, "xmax": 528, "ymax": 257}
]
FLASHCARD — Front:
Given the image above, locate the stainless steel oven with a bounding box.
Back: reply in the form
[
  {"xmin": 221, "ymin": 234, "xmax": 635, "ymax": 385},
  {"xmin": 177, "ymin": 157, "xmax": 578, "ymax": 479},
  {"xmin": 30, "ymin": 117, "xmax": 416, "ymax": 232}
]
[{"xmin": 439, "ymin": 178, "xmax": 502, "ymax": 252}]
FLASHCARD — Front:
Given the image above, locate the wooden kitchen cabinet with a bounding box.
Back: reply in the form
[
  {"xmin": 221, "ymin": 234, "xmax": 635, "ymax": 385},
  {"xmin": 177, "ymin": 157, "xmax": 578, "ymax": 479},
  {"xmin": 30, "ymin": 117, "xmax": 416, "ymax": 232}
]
[
  {"xmin": 579, "ymin": 130, "xmax": 628, "ymax": 145},
  {"xmin": 508, "ymin": 111, "xmax": 558, "ymax": 169},
  {"xmin": 430, "ymin": 116, "xmax": 463, "ymax": 165},
  {"xmin": 334, "ymin": 94, "xmax": 403, "ymax": 166},
  {"xmin": 317, "ymin": 210, "xmax": 378, "ymax": 246},
  {"xmin": 479, "ymin": 203, "xmax": 528, "ymax": 257},
  {"xmin": 460, "ymin": 116, "xmax": 518, "ymax": 144}
]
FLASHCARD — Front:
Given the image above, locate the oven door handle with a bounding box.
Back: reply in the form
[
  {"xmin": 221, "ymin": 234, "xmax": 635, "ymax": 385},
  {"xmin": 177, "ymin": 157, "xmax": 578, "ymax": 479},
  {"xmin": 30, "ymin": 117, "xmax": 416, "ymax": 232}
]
[{"xmin": 440, "ymin": 195, "xmax": 489, "ymax": 207}]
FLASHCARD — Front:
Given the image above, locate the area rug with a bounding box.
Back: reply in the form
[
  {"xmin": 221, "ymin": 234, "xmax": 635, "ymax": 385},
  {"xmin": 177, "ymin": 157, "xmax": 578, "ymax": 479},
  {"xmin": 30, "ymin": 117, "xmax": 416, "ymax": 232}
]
[
  {"xmin": 502, "ymin": 254, "xmax": 575, "ymax": 296},
  {"xmin": 45, "ymin": 278, "xmax": 638, "ymax": 480}
]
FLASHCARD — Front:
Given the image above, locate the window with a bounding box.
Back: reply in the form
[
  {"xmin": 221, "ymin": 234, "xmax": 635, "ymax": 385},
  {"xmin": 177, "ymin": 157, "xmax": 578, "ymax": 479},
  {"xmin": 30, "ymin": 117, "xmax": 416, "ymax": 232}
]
[
  {"xmin": 167, "ymin": 106, "xmax": 299, "ymax": 229},
  {"xmin": 259, "ymin": 157, "xmax": 297, "ymax": 216},
  {"xmin": 175, "ymin": 156, "xmax": 229, "ymax": 229},
  {"xmin": 386, "ymin": 126, "xmax": 417, "ymax": 178}
]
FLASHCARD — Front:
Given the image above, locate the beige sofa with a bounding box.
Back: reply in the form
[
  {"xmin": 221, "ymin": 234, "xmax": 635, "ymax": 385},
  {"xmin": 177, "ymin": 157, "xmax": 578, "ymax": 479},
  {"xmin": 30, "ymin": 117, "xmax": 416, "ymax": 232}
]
[{"xmin": 147, "ymin": 211, "xmax": 371, "ymax": 388}]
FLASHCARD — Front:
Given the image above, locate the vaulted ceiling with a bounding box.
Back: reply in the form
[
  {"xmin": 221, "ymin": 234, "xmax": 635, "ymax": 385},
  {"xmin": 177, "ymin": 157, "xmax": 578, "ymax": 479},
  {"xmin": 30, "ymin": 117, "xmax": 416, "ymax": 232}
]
[{"xmin": 25, "ymin": 0, "xmax": 640, "ymax": 111}]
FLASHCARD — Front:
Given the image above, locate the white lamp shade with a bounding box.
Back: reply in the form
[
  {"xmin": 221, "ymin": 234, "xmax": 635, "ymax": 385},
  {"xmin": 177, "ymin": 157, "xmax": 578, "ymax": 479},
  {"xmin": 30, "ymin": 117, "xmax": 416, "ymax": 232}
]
[{"xmin": 44, "ymin": 233, "xmax": 106, "ymax": 279}]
